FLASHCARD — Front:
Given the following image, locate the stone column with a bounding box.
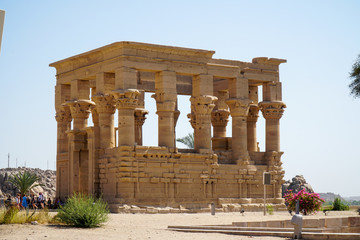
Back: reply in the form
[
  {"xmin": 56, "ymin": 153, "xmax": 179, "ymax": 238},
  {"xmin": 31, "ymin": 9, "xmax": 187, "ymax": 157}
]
[
  {"xmin": 152, "ymin": 92, "xmax": 176, "ymax": 148},
  {"xmin": 55, "ymin": 105, "xmax": 72, "ymax": 154},
  {"xmin": 92, "ymin": 94, "xmax": 116, "ymax": 149},
  {"xmin": 67, "ymin": 100, "xmax": 95, "ymax": 130},
  {"xmin": 112, "ymin": 89, "xmax": 139, "ymax": 146},
  {"xmin": 55, "ymin": 105, "xmax": 71, "ymax": 197},
  {"xmin": 247, "ymin": 105, "xmax": 259, "ymax": 152},
  {"xmin": 259, "ymin": 101, "xmax": 286, "ymax": 152},
  {"xmin": 67, "ymin": 99, "xmax": 94, "ymax": 193},
  {"xmin": 247, "ymin": 86, "xmax": 259, "ymax": 152},
  {"xmin": 134, "ymin": 108, "xmax": 148, "ymax": 145},
  {"xmin": 211, "ymin": 110, "xmax": 230, "ymax": 138},
  {"xmin": 190, "ymin": 95, "xmax": 217, "ymax": 151},
  {"xmin": 211, "ymin": 90, "xmax": 230, "ymax": 138},
  {"xmin": 153, "ymin": 71, "xmax": 177, "ymax": 148},
  {"xmin": 226, "ymin": 98, "xmax": 251, "ymax": 164}
]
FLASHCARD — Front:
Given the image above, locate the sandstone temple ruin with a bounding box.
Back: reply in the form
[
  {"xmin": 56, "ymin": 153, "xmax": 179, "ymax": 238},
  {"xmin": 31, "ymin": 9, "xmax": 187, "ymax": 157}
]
[{"xmin": 50, "ymin": 42, "xmax": 286, "ymax": 210}]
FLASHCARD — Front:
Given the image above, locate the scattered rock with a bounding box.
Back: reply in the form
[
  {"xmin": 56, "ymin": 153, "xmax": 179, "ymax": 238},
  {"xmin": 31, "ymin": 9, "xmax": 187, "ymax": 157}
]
[
  {"xmin": 0, "ymin": 167, "xmax": 56, "ymax": 200},
  {"xmin": 31, "ymin": 221, "xmax": 38, "ymax": 225},
  {"xmin": 282, "ymin": 175, "xmax": 314, "ymax": 197}
]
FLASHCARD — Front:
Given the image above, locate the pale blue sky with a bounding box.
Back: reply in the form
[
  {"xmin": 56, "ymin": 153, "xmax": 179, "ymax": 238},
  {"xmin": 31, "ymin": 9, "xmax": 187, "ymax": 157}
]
[{"xmin": 0, "ymin": 1, "xmax": 359, "ymax": 197}]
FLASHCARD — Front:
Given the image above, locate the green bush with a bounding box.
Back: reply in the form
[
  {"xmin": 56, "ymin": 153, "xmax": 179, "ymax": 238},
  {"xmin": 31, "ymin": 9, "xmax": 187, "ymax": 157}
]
[
  {"xmin": 266, "ymin": 205, "xmax": 274, "ymax": 215},
  {"xmin": 1, "ymin": 207, "xmax": 19, "ymax": 224},
  {"xmin": 0, "ymin": 207, "xmax": 55, "ymax": 224},
  {"xmin": 56, "ymin": 193, "xmax": 109, "ymax": 228},
  {"xmin": 332, "ymin": 198, "xmax": 349, "ymax": 211}
]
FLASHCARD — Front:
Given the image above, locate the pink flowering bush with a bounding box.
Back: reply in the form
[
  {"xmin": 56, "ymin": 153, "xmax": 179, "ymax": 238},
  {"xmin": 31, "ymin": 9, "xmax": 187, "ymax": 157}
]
[{"xmin": 284, "ymin": 189, "xmax": 325, "ymax": 215}]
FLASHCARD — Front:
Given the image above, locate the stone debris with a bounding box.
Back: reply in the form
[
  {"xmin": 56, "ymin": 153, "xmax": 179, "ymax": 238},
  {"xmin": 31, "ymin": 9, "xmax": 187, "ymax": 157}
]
[{"xmin": 0, "ymin": 167, "xmax": 56, "ymax": 200}]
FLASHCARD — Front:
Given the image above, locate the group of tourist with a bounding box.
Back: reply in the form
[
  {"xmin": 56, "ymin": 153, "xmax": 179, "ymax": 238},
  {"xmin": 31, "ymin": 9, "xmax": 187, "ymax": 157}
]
[{"xmin": 5, "ymin": 193, "xmax": 63, "ymax": 210}]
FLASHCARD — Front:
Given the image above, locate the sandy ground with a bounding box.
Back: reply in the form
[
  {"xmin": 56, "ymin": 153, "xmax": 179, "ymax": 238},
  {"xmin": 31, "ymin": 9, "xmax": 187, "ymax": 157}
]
[{"xmin": 0, "ymin": 211, "xmax": 357, "ymax": 240}]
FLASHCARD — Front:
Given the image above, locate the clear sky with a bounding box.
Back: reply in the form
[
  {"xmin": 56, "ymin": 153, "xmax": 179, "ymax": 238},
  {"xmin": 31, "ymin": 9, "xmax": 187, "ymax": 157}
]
[{"xmin": 0, "ymin": 1, "xmax": 359, "ymax": 197}]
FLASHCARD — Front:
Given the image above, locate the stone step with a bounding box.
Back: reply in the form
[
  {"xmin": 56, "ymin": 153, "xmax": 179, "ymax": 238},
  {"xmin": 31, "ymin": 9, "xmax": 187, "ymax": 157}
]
[
  {"xmin": 168, "ymin": 227, "xmax": 360, "ymax": 240},
  {"xmin": 168, "ymin": 225, "xmax": 329, "ymax": 232}
]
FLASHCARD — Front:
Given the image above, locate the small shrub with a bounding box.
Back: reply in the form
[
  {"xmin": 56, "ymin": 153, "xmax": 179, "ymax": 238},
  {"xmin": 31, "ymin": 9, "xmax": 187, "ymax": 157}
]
[
  {"xmin": 56, "ymin": 193, "xmax": 109, "ymax": 228},
  {"xmin": 266, "ymin": 205, "xmax": 274, "ymax": 215},
  {"xmin": 1, "ymin": 207, "xmax": 19, "ymax": 224},
  {"xmin": 0, "ymin": 207, "xmax": 55, "ymax": 224},
  {"xmin": 332, "ymin": 198, "xmax": 349, "ymax": 211},
  {"xmin": 284, "ymin": 189, "xmax": 324, "ymax": 215}
]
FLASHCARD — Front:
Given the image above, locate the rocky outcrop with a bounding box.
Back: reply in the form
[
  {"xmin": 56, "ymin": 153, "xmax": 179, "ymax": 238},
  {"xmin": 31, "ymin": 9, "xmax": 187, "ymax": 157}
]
[
  {"xmin": 0, "ymin": 167, "xmax": 56, "ymax": 200},
  {"xmin": 282, "ymin": 175, "xmax": 314, "ymax": 197}
]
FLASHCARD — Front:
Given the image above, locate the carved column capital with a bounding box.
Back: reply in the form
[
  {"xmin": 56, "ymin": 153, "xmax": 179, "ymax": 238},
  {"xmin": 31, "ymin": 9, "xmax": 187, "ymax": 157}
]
[
  {"xmin": 67, "ymin": 100, "xmax": 95, "ymax": 119},
  {"xmin": 92, "ymin": 94, "xmax": 116, "ymax": 114},
  {"xmin": 247, "ymin": 104, "xmax": 260, "ymax": 122},
  {"xmin": 55, "ymin": 105, "xmax": 72, "ymax": 123},
  {"xmin": 112, "ymin": 89, "xmax": 139, "ymax": 109},
  {"xmin": 134, "ymin": 108, "xmax": 149, "ymax": 127},
  {"xmin": 190, "ymin": 95, "xmax": 217, "ymax": 115},
  {"xmin": 211, "ymin": 110, "xmax": 230, "ymax": 127},
  {"xmin": 259, "ymin": 101, "xmax": 286, "ymax": 119},
  {"xmin": 225, "ymin": 98, "xmax": 252, "ymax": 117}
]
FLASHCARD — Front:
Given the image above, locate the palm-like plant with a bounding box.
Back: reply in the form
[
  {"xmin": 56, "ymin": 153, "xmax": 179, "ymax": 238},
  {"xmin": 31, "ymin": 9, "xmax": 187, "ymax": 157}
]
[
  {"xmin": 176, "ymin": 132, "xmax": 194, "ymax": 148},
  {"xmin": 349, "ymin": 54, "xmax": 360, "ymax": 97},
  {"xmin": 7, "ymin": 171, "xmax": 43, "ymax": 196}
]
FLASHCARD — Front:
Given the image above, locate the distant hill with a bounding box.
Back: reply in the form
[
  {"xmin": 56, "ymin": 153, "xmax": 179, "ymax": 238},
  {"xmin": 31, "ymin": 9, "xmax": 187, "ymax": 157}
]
[
  {"xmin": 344, "ymin": 196, "xmax": 360, "ymax": 201},
  {"xmin": 319, "ymin": 192, "xmax": 343, "ymax": 202}
]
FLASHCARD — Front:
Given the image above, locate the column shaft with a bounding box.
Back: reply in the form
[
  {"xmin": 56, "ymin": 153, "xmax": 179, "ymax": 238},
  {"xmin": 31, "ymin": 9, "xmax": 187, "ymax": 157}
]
[
  {"xmin": 266, "ymin": 118, "xmax": 280, "ymax": 152},
  {"xmin": 157, "ymin": 111, "xmax": 175, "ymax": 147},
  {"xmin": 190, "ymin": 95, "xmax": 217, "ymax": 151},
  {"xmin": 92, "ymin": 94, "xmax": 116, "ymax": 149},
  {"xmin": 247, "ymin": 105, "xmax": 259, "ymax": 152},
  {"xmin": 112, "ymin": 89, "xmax": 139, "ymax": 146},
  {"xmin": 259, "ymin": 101, "xmax": 286, "ymax": 152},
  {"xmin": 226, "ymin": 98, "xmax": 251, "ymax": 164}
]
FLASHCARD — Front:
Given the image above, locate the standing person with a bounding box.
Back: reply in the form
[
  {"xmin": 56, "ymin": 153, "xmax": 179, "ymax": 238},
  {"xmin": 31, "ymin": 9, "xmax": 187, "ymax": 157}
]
[
  {"xmin": 47, "ymin": 198, "xmax": 52, "ymax": 209},
  {"xmin": 15, "ymin": 193, "xmax": 21, "ymax": 210},
  {"xmin": 31, "ymin": 194, "xmax": 38, "ymax": 209},
  {"xmin": 22, "ymin": 194, "xmax": 28, "ymax": 209},
  {"xmin": 38, "ymin": 192, "xmax": 44, "ymax": 209},
  {"xmin": 5, "ymin": 195, "xmax": 11, "ymax": 208}
]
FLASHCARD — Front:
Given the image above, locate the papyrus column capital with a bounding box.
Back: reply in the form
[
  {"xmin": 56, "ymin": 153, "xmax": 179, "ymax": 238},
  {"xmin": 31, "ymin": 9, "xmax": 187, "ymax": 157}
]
[
  {"xmin": 211, "ymin": 110, "xmax": 230, "ymax": 127},
  {"xmin": 55, "ymin": 105, "xmax": 72, "ymax": 123},
  {"xmin": 67, "ymin": 100, "xmax": 95, "ymax": 119},
  {"xmin": 134, "ymin": 108, "xmax": 149, "ymax": 127},
  {"xmin": 259, "ymin": 101, "xmax": 286, "ymax": 119},
  {"xmin": 190, "ymin": 95, "xmax": 217, "ymax": 115},
  {"xmin": 112, "ymin": 89, "xmax": 140, "ymax": 109},
  {"xmin": 247, "ymin": 104, "xmax": 260, "ymax": 122},
  {"xmin": 92, "ymin": 94, "xmax": 116, "ymax": 114},
  {"xmin": 226, "ymin": 98, "xmax": 252, "ymax": 117}
]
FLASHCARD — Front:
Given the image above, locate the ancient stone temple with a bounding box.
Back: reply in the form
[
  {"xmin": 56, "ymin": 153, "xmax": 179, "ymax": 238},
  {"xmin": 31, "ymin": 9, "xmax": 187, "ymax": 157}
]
[{"xmin": 50, "ymin": 42, "xmax": 286, "ymax": 211}]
